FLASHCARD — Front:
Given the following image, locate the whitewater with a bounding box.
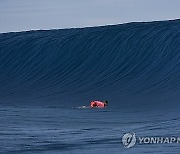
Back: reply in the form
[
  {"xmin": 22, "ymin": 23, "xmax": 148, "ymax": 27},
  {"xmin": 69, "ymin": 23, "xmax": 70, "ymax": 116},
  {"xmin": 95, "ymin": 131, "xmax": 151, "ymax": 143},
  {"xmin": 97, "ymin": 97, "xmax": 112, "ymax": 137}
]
[{"xmin": 0, "ymin": 19, "xmax": 180, "ymax": 153}]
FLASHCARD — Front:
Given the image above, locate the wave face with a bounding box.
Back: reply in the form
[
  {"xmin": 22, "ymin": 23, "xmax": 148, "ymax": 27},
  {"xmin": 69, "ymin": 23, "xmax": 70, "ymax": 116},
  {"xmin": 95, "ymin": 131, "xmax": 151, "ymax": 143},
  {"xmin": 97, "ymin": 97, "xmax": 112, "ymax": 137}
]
[{"xmin": 1, "ymin": 20, "xmax": 180, "ymax": 107}]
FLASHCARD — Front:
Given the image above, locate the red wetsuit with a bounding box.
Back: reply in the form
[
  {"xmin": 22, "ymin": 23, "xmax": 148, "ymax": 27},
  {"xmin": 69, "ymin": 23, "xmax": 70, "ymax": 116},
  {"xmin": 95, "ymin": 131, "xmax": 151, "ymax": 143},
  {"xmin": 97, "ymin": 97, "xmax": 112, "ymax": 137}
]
[{"xmin": 90, "ymin": 101, "xmax": 105, "ymax": 108}]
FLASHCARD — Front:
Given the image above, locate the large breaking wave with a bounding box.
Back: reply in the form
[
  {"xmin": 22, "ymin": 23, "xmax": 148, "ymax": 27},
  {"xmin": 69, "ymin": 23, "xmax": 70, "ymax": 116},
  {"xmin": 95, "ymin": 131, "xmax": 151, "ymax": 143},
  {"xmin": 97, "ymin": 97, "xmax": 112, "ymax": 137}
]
[{"xmin": 1, "ymin": 20, "xmax": 180, "ymax": 107}]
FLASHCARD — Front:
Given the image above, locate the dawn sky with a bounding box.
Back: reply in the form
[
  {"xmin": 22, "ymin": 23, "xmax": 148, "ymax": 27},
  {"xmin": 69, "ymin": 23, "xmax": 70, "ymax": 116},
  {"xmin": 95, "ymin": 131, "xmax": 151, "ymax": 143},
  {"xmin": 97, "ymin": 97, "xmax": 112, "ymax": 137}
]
[{"xmin": 0, "ymin": 0, "xmax": 180, "ymax": 33}]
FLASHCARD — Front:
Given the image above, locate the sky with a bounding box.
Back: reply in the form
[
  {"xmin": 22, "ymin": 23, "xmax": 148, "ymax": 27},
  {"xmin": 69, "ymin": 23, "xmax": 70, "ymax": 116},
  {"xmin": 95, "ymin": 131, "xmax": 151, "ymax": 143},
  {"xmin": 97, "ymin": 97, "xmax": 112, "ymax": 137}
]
[{"xmin": 0, "ymin": 0, "xmax": 180, "ymax": 33}]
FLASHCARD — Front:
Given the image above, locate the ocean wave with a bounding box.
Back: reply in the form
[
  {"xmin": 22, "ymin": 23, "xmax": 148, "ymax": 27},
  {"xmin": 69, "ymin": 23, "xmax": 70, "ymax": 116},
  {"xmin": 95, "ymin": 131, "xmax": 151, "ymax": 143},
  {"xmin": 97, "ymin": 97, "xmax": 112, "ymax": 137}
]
[{"xmin": 0, "ymin": 20, "xmax": 180, "ymax": 106}]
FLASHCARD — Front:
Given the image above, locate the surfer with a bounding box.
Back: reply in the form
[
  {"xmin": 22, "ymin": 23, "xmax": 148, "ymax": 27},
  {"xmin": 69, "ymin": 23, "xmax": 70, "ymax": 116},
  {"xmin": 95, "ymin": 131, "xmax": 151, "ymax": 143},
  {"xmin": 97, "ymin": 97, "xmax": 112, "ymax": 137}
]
[{"xmin": 90, "ymin": 100, "xmax": 108, "ymax": 108}]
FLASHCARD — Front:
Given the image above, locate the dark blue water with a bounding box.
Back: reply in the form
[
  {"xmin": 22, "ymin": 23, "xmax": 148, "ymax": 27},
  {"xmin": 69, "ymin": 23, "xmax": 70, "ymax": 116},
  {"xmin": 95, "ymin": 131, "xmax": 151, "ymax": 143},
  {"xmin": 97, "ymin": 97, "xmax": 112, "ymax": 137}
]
[
  {"xmin": 0, "ymin": 105, "xmax": 180, "ymax": 153},
  {"xmin": 0, "ymin": 19, "xmax": 180, "ymax": 153}
]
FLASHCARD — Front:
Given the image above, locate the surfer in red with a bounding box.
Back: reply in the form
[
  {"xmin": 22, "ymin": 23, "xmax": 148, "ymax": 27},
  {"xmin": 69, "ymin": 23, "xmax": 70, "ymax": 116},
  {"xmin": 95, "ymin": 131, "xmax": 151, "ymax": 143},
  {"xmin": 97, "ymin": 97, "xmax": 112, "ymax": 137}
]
[{"xmin": 90, "ymin": 100, "xmax": 108, "ymax": 108}]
